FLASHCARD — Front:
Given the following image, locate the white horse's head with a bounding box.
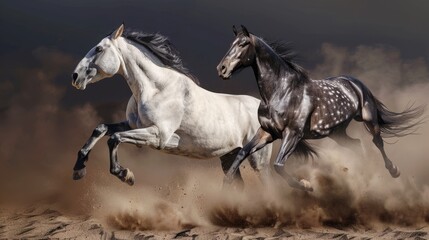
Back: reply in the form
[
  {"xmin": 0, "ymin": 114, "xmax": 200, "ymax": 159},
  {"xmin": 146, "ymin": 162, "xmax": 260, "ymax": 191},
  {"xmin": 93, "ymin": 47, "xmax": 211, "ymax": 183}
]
[{"xmin": 72, "ymin": 24, "xmax": 125, "ymax": 90}]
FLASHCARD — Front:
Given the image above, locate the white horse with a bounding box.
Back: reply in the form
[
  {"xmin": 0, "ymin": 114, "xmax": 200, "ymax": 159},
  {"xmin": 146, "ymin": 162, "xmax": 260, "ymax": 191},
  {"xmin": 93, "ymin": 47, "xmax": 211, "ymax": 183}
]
[{"xmin": 71, "ymin": 24, "xmax": 272, "ymax": 186}]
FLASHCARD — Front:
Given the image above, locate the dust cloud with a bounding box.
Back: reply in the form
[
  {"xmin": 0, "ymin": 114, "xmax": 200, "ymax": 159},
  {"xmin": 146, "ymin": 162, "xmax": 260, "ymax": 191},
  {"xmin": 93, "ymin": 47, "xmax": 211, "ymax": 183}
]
[
  {"xmin": 0, "ymin": 44, "xmax": 428, "ymax": 231},
  {"xmin": 0, "ymin": 47, "xmax": 102, "ymax": 212}
]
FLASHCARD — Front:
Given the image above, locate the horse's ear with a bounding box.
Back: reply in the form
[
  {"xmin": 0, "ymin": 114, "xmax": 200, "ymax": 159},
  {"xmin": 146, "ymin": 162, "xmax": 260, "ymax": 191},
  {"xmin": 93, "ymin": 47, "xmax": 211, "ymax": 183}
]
[
  {"xmin": 111, "ymin": 23, "xmax": 125, "ymax": 40},
  {"xmin": 232, "ymin": 25, "xmax": 238, "ymax": 36},
  {"xmin": 241, "ymin": 25, "xmax": 249, "ymax": 37}
]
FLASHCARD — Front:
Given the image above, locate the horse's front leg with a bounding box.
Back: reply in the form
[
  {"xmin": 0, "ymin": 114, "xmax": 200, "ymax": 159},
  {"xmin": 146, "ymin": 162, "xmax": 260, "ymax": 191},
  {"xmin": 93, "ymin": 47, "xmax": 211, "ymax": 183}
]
[
  {"xmin": 107, "ymin": 126, "xmax": 180, "ymax": 185},
  {"xmin": 73, "ymin": 122, "xmax": 131, "ymax": 180},
  {"xmin": 224, "ymin": 127, "xmax": 274, "ymax": 185},
  {"xmin": 273, "ymin": 128, "xmax": 313, "ymax": 192}
]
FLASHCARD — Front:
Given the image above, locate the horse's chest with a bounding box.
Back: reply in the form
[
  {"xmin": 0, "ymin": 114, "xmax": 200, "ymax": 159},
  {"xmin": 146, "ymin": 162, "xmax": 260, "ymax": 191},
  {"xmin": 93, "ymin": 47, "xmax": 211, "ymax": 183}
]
[{"xmin": 133, "ymin": 103, "xmax": 157, "ymax": 128}]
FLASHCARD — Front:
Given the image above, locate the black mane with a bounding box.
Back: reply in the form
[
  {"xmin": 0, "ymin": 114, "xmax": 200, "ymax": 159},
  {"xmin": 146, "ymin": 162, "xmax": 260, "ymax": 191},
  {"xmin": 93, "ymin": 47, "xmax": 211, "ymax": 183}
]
[
  {"xmin": 123, "ymin": 30, "xmax": 199, "ymax": 84},
  {"xmin": 265, "ymin": 40, "xmax": 309, "ymax": 80}
]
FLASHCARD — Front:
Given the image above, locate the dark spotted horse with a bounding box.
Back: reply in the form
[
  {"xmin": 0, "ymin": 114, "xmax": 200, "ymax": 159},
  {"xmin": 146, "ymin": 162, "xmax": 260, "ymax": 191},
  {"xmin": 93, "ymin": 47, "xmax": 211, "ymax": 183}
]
[{"xmin": 216, "ymin": 25, "xmax": 424, "ymax": 191}]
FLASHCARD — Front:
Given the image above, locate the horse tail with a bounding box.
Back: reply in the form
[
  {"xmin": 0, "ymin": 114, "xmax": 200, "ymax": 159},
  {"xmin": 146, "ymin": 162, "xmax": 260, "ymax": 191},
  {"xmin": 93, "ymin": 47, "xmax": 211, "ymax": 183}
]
[
  {"xmin": 372, "ymin": 98, "xmax": 425, "ymax": 138},
  {"xmin": 344, "ymin": 76, "xmax": 425, "ymax": 138},
  {"xmin": 294, "ymin": 140, "xmax": 317, "ymax": 159}
]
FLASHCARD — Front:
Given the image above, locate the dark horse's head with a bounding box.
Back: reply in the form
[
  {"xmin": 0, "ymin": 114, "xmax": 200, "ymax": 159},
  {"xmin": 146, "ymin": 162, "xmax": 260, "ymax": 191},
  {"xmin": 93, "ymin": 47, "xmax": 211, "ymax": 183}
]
[{"xmin": 217, "ymin": 25, "xmax": 256, "ymax": 79}]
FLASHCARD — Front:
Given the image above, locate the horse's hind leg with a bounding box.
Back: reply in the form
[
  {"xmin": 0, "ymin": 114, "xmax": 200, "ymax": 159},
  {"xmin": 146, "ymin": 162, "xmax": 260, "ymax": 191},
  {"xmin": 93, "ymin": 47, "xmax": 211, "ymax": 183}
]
[
  {"xmin": 107, "ymin": 126, "xmax": 180, "ymax": 185},
  {"xmin": 73, "ymin": 121, "xmax": 131, "ymax": 180},
  {"xmin": 365, "ymin": 121, "xmax": 400, "ymax": 178},
  {"xmin": 220, "ymin": 148, "xmax": 244, "ymax": 190}
]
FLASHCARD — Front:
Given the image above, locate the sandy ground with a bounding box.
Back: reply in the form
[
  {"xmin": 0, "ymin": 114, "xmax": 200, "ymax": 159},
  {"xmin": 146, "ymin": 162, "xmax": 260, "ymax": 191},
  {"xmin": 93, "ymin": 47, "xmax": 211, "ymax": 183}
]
[
  {"xmin": 1, "ymin": 135, "xmax": 429, "ymax": 239},
  {"xmin": 1, "ymin": 205, "xmax": 428, "ymax": 239}
]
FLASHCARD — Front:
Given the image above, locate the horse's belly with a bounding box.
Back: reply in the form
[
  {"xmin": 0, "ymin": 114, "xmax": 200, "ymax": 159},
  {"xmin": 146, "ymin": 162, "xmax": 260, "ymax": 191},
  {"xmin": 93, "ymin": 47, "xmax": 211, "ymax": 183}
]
[
  {"xmin": 163, "ymin": 130, "xmax": 241, "ymax": 159},
  {"xmin": 161, "ymin": 139, "xmax": 236, "ymax": 159}
]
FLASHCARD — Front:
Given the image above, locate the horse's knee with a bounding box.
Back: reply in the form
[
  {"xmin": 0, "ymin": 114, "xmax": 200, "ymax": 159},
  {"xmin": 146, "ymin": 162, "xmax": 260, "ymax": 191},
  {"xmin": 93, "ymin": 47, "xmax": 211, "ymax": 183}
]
[
  {"xmin": 108, "ymin": 133, "xmax": 121, "ymax": 148},
  {"xmin": 94, "ymin": 123, "xmax": 108, "ymax": 137}
]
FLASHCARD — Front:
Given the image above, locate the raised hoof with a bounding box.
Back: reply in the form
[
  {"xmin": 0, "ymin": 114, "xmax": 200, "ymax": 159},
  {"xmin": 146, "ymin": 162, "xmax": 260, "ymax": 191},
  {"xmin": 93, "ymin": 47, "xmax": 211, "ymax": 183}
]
[
  {"xmin": 299, "ymin": 179, "xmax": 314, "ymax": 192},
  {"xmin": 122, "ymin": 168, "xmax": 135, "ymax": 186},
  {"xmin": 389, "ymin": 165, "xmax": 401, "ymax": 178},
  {"xmin": 73, "ymin": 168, "xmax": 86, "ymax": 180}
]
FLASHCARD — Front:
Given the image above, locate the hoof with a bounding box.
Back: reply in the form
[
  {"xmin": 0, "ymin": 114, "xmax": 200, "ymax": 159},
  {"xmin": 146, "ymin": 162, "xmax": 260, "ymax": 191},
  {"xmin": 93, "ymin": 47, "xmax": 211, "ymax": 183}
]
[
  {"xmin": 122, "ymin": 168, "xmax": 135, "ymax": 186},
  {"xmin": 299, "ymin": 179, "xmax": 314, "ymax": 192},
  {"xmin": 389, "ymin": 165, "xmax": 400, "ymax": 178},
  {"xmin": 73, "ymin": 168, "xmax": 86, "ymax": 180}
]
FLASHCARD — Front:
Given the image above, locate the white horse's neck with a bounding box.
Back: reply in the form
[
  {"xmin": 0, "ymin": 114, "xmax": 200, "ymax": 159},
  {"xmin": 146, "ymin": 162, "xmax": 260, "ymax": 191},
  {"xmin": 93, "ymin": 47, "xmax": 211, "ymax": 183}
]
[{"xmin": 115, "ymin": 37, "xmax": 182, "ymax": 102}]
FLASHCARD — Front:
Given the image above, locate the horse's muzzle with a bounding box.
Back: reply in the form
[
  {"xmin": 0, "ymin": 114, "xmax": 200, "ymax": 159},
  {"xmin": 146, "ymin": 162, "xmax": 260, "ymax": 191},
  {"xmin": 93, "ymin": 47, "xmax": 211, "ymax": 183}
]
[{"xmin": 216, "ymin": 63, "xmax": 232, "ymax": 79}]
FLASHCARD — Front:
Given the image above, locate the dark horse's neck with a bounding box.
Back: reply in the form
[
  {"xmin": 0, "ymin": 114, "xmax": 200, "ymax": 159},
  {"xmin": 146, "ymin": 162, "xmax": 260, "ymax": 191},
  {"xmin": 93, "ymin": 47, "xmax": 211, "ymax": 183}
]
[{"xmin": 251, "ymin": 36, "xmax": 309, "ymax": 103}]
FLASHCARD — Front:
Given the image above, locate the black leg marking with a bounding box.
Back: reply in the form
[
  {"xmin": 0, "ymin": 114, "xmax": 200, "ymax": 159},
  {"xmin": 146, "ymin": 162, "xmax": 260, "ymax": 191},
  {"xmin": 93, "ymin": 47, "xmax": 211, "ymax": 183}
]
[
  {"xmin": 73, "ymin": 122, "xmax": 131, "ymax": 180},
  {"xmin": 106, "ymin": 127, "xmax": 181, "ymax": 186},
  {"xmin": 107, "ymin": 133, "xmax": 135, "ymax": 185}
]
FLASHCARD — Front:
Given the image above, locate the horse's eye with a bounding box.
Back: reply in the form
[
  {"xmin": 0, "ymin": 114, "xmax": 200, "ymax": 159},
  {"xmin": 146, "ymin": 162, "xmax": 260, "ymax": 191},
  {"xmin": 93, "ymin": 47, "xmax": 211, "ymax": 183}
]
[
  {"xmin": 95, "ymin": 46, "xmax": 103, "ymax": 53},
  {"xmin": 239, "ymin": 41, "xmax": 249, "ymax": 47}
]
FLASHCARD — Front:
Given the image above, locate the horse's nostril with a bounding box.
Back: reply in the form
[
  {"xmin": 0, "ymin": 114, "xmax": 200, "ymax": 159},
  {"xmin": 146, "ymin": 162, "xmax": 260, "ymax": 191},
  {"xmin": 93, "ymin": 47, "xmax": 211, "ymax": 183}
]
[
  {"xmin": 221, "ymin": 65, "xmax": 226, "ymax": 70},
  {"xmin": 72, "ymin": 72, "xmax": 78, "ymax": 81}
]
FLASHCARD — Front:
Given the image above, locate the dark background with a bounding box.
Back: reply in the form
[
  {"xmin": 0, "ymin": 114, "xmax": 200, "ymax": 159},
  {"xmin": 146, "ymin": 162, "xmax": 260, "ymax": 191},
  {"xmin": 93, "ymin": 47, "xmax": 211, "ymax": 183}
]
[{"xmin": 1, "ymin": 0, "xmax": 428, "ymax": 111}]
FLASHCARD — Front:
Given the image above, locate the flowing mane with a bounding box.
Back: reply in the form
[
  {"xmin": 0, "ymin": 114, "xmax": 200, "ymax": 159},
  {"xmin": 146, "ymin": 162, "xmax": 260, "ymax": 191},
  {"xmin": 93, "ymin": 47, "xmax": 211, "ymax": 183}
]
[
  {"xmin": 123, "ymin": 30, "xmax": 199, "ymax": 84},
  {"xmin": 265, "ymin": 39, "xmax": 309, "ymax": 81}
]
